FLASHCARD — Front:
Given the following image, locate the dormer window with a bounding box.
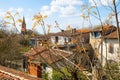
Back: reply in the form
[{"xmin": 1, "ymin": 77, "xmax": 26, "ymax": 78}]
[{"xmin": 91, "ymin": 32, "xmax": 101, "ymax": 38}]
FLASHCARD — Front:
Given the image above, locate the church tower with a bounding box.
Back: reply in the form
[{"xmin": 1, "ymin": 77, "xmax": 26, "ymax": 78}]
[{"xmin": 21, "ymin": 16, "xmax": 27, "ymax": 35}]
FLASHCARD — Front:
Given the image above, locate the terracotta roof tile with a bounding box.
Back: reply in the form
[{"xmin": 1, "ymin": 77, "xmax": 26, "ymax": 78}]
[
  {"xmin": 91, "ymin": 25, "xmax": 116, "ymax": 32},
  {"xmin": 24, "ymin": 46, "xmax": 72, "ymax": 64},
  {"xmin": 76, "ymin": 29, "xmax": 90, "ymax": 33},
  {"xmin": 37, "ymin": 29, "xmax": 90, "ymax": 38},
  {"xmin": 105, "ymin": 30, "xmax": 118, "ymax": 39},
  {"xmin": 0, "ymin": 66, "xmax": 43, "ymax": 80},
  {"xmin": 91, "ymin": 25, "xmax": 116, "ymax": 36},
  {"xmin": 24, "ymin": 46, "xmax": 47, "ymax": 56}
]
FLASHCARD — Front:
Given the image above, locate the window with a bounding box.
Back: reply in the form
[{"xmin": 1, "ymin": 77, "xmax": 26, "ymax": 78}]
[
  {"xmin": 29, "ymin": 38, "xmax": 36, "ymax": 47},
  {"xmin": 92, "ymin": 32, "xmax": 101, "ymax": 38},
  {"xmin": 68, "ymin": 38, "xmax": 71, "ymax": 42},
  {"xmin": 64, "ymin": 38, "xmax": 66, "ymax": 43},
  {"xmin": 55, "ymin": 36, "xmax": 58, "ymax": 43},
  {"xmin": 109, "ymin": 43, "xmax": 114, "ymax": 53}
]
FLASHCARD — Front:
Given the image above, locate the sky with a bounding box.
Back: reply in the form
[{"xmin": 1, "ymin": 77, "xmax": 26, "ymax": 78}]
[{"xmin": 0, "ymin": 0, "xmax": 120, "ymax": 34}]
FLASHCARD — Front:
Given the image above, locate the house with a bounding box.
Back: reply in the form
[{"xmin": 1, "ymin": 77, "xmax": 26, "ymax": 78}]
[
  {"xmin": 24, "ymin": 46, "xmax": 72, "ymax": 68},
  {"xmin": 30, "ymin": 28, "xmax": 90, "ymax": 51},
  {"xmin": 32, "ymin": 28, "xmax": 89, "ymax": 50},
  {"xmin": 71, "ymin": 29, "xmax": 90, "ymax": 44},
  {"xmin": 24, "ymin": 46, "xmax": 72, "ymax": 79},
  {"xmin": 90, "ymin": 24, "xmax": 116, "ymax": 49},
  {"xmin": 36, "ymin": 33, "xmax": 54, "ymax": 47},
  {"xmin": 101, "ymin": 30, "xmax": 120, "ymax": 64},
  {"xmin": 89, "ymin": 24, "xmax": 117, "ymax": 65},
  {"xmin": 24, "ymin": 44, "xmax": 95, "ymax": 77},
  {"xmin": 0, "ymin": 65, "xmax": 42, "ymax": 80},
  {"xmin": 50, "ymin": 29, "xmax": 90, "ymax": 46}
]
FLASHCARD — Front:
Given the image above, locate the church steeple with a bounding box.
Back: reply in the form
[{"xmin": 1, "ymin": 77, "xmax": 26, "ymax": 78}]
[{"xmin": 21, "ymin": 16, "xmax": 26, "ymax": 35}]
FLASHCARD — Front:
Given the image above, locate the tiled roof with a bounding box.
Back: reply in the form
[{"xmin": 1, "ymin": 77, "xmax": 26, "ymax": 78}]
[
  {"xmin": 105, "ymin": 30, "xmax": 118, "ymax": 39},
  {"xmin": 91, "ymin": 25, "xmax": 116, "ymax": 36},
  {"xmin": 24, "ymin": 46, "xmax": 72, "ymax": 64},
  {"xmin": 0, "ymin": 66, "xmax": 42, "ymax": 80},
  {"xmin": 91, "ymin": 25, "xmax": 116, "ymax": 32},
  {"xmin": 50, "ymin": 30, "xmax": 72, "ymax": 37},
  {"xmin": 37, "ymin": 33, "xmax": 55, "ymax": 39},
  {"xmin": 76, "ymin": 29, "xmax": 90, "ymax": 33},
  {"xmin": 37, "ymin": 29, "xmax": 90, "ymax": 38},
  {"xmin": 24, "ymin": 46, "xmax": 47, "ymax": 56}
]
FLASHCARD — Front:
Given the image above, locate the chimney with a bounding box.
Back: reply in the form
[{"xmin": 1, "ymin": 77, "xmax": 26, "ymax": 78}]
[
  {"xmin": 28, "ymin": 62, "xmax": 42, "ymax": 78},
  {"xmin": 61, "ymin": 30, "xmax": 64, "ymax": 32},
  {"xmin": 71, "ymin": 28, "xmax": 76, "ymax": 33},
  {"xmin": 73, "ymin": 28, "xmax": 76, "ymax": 32}
]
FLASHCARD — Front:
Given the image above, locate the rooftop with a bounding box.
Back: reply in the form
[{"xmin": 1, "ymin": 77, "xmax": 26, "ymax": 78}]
[
  {"xmin": 105, "ymin": 30, "xmax": 118, "ymax": 39},
  {"xmin": 91, "ymin": 24, "xmax": 116, "ymax": 36},
  {"xmin": 24, "ymin": 46, "xmax": 72, "ymax": 65},
  {"xmin": 0, "ymin": 66, "xmax": 42, "ymax": 80}
]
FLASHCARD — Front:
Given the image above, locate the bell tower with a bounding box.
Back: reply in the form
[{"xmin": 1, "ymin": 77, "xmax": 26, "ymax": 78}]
[{"xmin": 21, "ymin": 16, "xmax": 27, "ymax": 35}]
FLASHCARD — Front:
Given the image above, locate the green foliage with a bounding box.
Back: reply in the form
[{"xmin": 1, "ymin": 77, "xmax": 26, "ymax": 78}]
[
  {"xmin": 21, "ymin": 46, "xmax": 30, "ymax": 52},
  {"xmin": 77, "ymin": 71, "xmax": 89, "ymax": 80},
  {"xmin": 42, "ymin": 72, "xmax": 49, "ymax": 80},
  {"xmin": 104, "ymin": 61, "xmax": 120, "ymax": 80},
  {"xmin": 51, "ymin": 67, "xmax": 88, "ymax": 80},
  {"xmin": 52, "ymin": 70, "xmax": 63, "ymax": 80},
  {"xmin": 0, "ymin": 29, "xmax": 23, "ymax": 65},
  {"xmin": 19, "ymin": 34, "xmax": 30, "ymax": 46},
  {"xmin": 61, "ymin": 67, "xmax": 71, "ymax": 77}
]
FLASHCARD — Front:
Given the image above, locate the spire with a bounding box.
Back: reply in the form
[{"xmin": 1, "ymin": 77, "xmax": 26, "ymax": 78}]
[
  {"xmin": 23, "ymin": 16, "xmax": 25, "ymax": 24},
  {"xmin": 21, "ymin": 16, "xmax": 26, "ymax": 35}
]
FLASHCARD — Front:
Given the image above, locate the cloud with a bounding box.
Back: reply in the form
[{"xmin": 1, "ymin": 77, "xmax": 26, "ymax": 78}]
[
  {"xmin": 40, "ymin": 6, "xmax": 51, "ymax": 16},
  {"xmin": 0, "ymin": 9, "xmax": 6, "ymax": 18},
  {"xmin": 60, "ymin": 5, "xmax": 78, "ymax": 17},
  {"xmin": 8, "ymin": 7, "xmax": 23, "ymax": 13},
  {"xmin": 89, "ymin": 0, "xmax": 114, "ymax": 6},
  {"xmin": 40, "ymin": 0, "xmax": 83, "ymax": 17},
  {"xmin": 0, "ymin": 8, "xmax": 24, "ymax": 18},
  {"xmin": 16, "ymin": 8, "xmax": 23, "ymax": 13},
  {"xmin": 50, "ymin": 0, "xmax": 83, "ymax": 6}
]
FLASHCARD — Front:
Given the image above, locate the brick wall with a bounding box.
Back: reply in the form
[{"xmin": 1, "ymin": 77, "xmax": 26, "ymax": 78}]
[{"xmin": 28, "ymin": 62, "xmax": 42, "ymax": 78}]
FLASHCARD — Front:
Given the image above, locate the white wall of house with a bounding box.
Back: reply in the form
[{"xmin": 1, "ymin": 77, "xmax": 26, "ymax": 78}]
[
  {"xmin": 51, "ymin": 36, "xmax": 56, "ymax": 44},
  {"xmin": 58, "ymin": 36, "xmax": 66, "ymax": 45},
  {"xmin": 45, "ymin": 67, "xmax": 53, "ymax": 80},
  {"xmin": 50, "ymin": 36, "xmax": 70, "ymax": 45},
  {"xmin": 90, "ymin": 31, "xmax": 119, "ymax": 66},
  {"xmin": 98, "ymin": 39, "xmax": 119, "ymax": 66},
  {"xmin": 89, "ymin": 32, "xmax": 102, "ymax": 49}
]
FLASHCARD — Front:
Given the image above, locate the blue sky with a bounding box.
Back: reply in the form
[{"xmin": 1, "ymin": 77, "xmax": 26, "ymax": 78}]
[{"xmin": 0, "ymin": 0, "xmax": 120, "ymax": 34}]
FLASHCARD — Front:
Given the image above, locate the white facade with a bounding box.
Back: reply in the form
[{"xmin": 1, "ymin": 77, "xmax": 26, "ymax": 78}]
[
  {"xmin": 50, "ymin": 36, "xmax": 71, "ymax": 45},
  {"xmin": 99, "ymin": 39, "xmax": 119, "ymax": 65},
  {"xmin": 90, "ymin": 31, "xmax": 120, "ymax": 66},
  {"xmin": 45, "ymin": 67, "xmax": 53, "ymax": 80}
]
